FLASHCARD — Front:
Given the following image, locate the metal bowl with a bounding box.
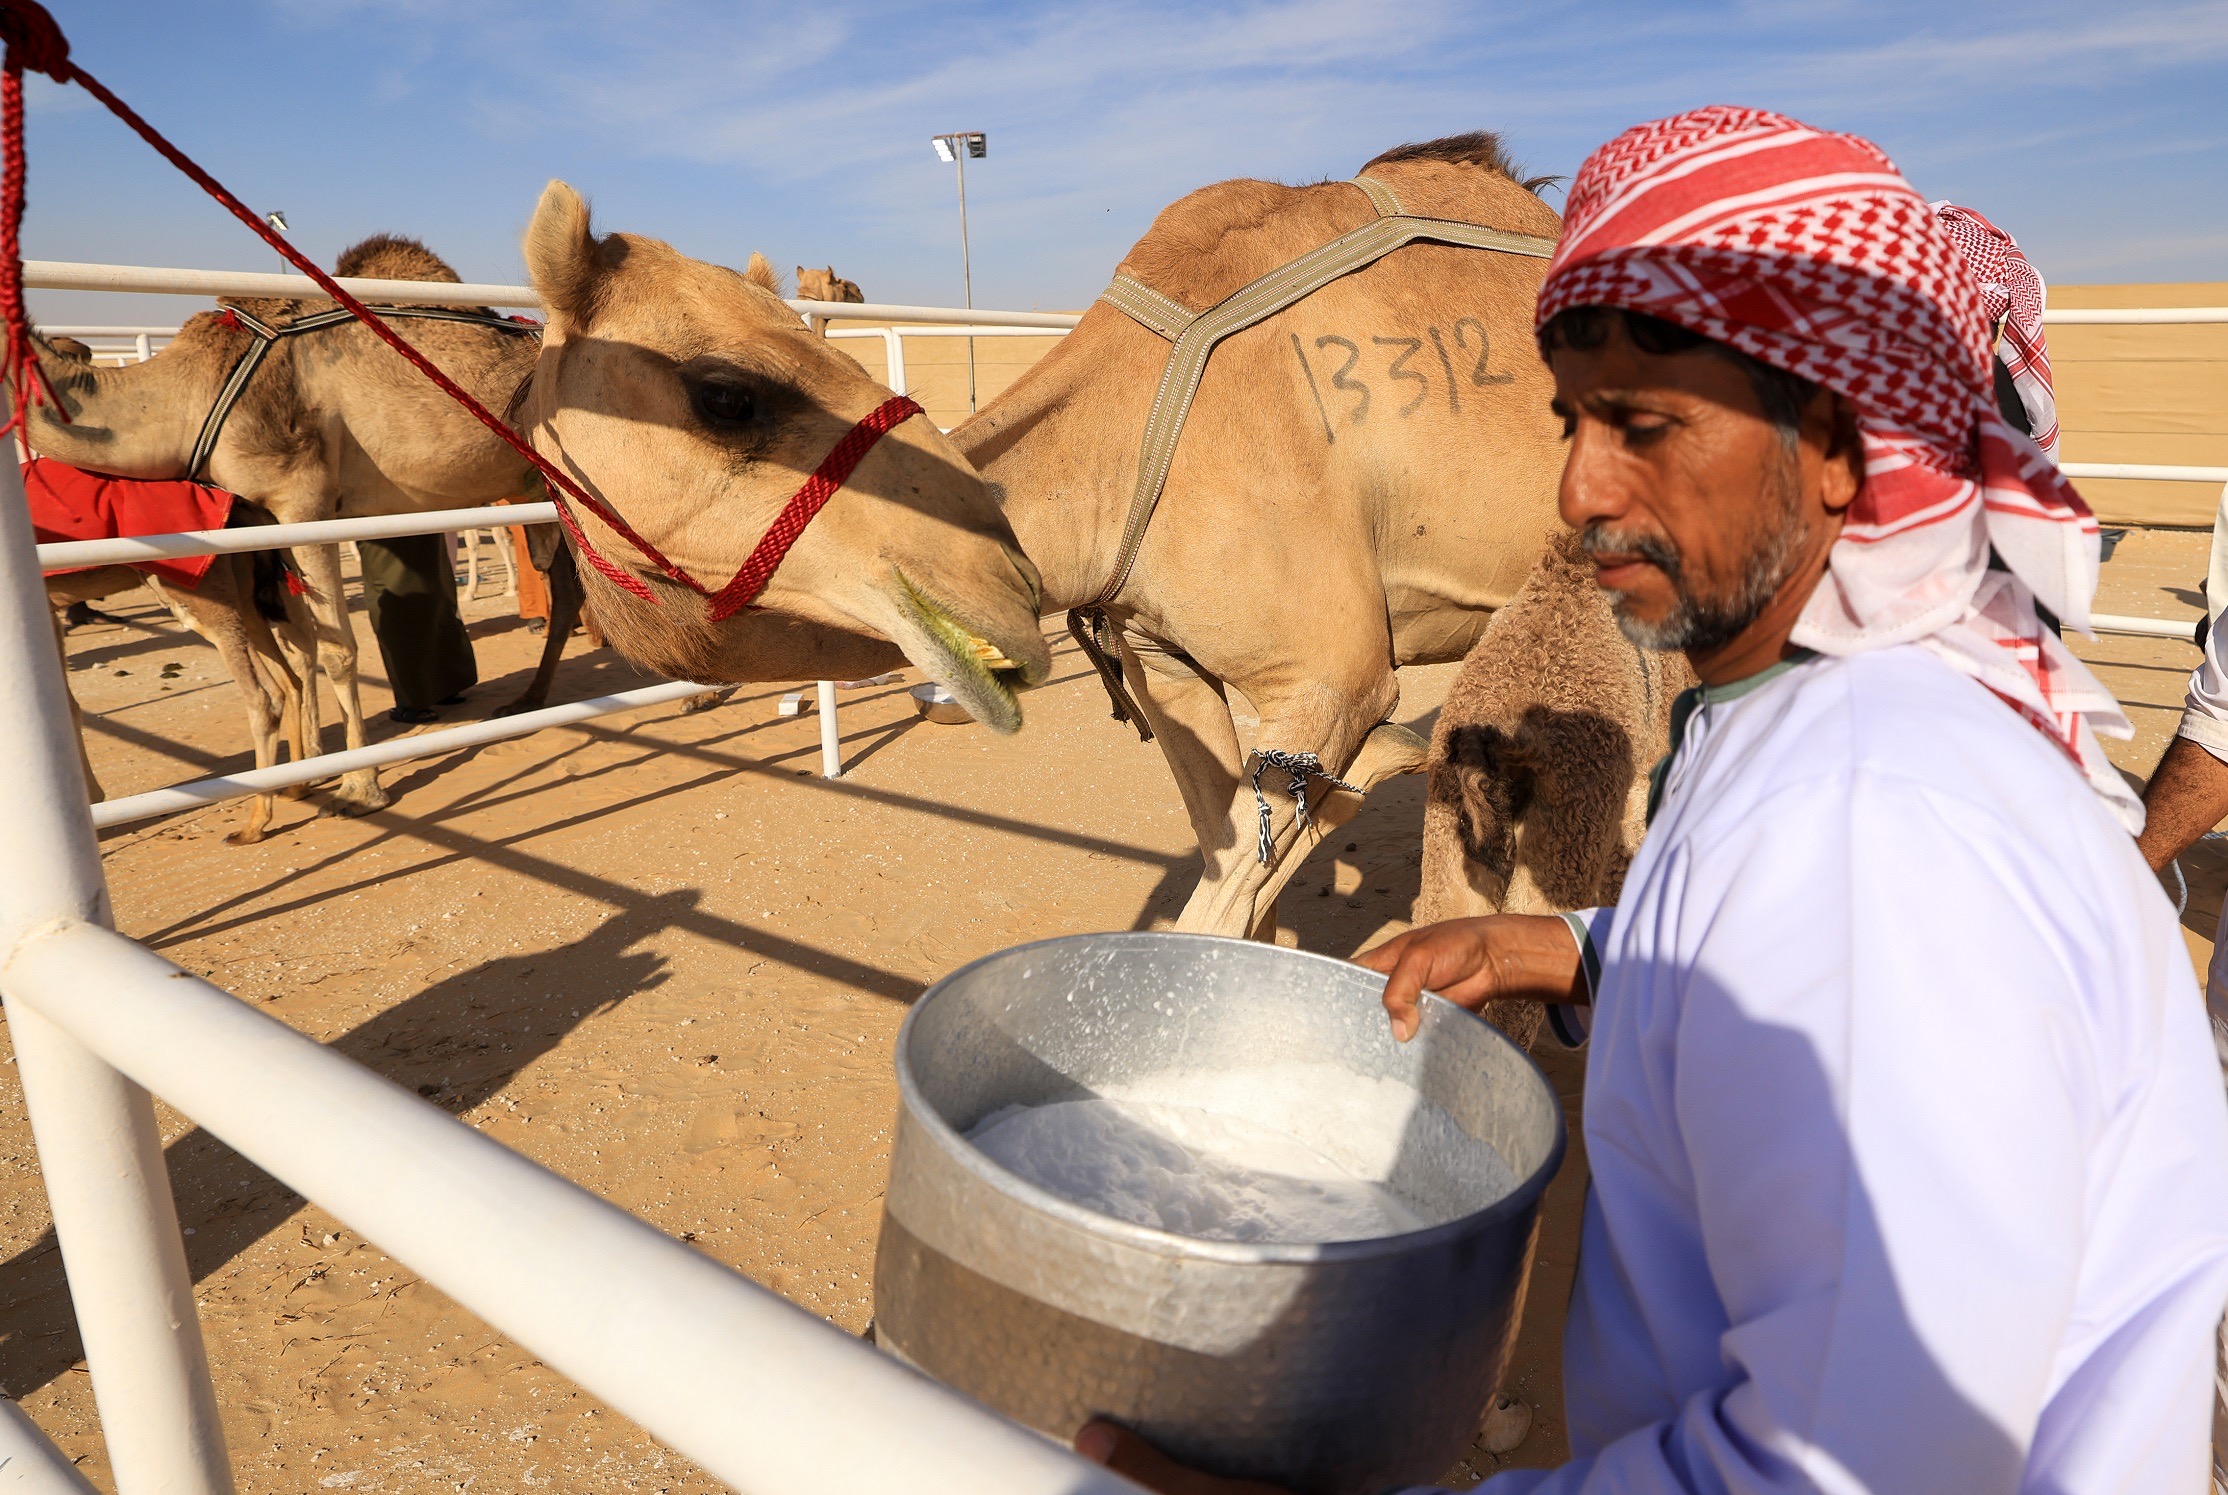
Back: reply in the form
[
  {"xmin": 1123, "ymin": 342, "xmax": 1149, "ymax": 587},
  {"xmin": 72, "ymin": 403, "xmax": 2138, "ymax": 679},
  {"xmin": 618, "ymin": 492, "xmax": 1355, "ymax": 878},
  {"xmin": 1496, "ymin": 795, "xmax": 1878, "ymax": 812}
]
[
  {"xmin": 909, "ymin": 682, "xmax": 973, "ymax": 725},
  {"xmin": 873, "ymin": 932, "xmax": 1565, "ymax": 1495}
]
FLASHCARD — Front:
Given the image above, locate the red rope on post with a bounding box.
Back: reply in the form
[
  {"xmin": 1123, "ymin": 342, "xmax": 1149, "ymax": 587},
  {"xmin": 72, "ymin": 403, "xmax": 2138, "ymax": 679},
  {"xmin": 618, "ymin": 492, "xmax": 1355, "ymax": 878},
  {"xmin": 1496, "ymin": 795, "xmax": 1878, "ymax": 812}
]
[{"xmin": 0, "ymin": 0, "xmax": 67, "ymax": 436}]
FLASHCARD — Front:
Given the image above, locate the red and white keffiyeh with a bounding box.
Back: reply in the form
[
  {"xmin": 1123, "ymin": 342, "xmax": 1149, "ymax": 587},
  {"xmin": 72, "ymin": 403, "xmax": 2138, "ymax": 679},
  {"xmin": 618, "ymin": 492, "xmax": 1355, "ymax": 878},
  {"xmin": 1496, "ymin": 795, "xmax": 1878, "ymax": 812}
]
[
  {"xmin": 1536, "ymin": 105, "xmax": 2136, "ymax": 829},
  {"xmin": 1933, "ymin": 200, "xmax": 2058, "ymax": 457}
]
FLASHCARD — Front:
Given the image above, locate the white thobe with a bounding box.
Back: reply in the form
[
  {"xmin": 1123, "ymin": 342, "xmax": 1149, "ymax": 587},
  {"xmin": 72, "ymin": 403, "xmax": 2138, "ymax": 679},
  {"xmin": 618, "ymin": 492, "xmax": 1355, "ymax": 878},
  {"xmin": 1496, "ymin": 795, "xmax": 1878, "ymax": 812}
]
[{"xmin": 1477, "ymin": 644, "xmax": 2228, "ymax": 1493}]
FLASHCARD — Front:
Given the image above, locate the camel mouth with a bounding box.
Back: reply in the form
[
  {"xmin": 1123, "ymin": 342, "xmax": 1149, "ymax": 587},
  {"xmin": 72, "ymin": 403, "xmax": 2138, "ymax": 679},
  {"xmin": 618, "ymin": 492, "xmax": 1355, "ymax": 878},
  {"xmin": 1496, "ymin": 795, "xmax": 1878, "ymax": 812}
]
[{"xmin": 890, "ymin": 571, "xmax": 1042, "ymax": 735}]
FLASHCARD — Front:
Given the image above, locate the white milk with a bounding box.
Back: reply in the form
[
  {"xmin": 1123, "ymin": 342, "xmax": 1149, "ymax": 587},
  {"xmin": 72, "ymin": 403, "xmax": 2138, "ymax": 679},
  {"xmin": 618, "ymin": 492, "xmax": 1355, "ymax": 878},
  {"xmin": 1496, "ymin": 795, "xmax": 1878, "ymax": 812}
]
[{"xmin": 968, "ymin": 1094, "xmax": 1432, "ymax": 1244}]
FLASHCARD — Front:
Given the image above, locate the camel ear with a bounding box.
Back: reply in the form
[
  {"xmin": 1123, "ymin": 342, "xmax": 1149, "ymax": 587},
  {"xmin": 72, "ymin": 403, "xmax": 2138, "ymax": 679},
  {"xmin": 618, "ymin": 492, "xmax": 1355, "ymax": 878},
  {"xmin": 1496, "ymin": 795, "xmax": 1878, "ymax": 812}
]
[
  {"xmin": 525, "ymin": 180, "xmax": 605, "ymax": 328},
  {"xmin": 743, "ymin": 252, "xmax": 782, "ymax": 294}
]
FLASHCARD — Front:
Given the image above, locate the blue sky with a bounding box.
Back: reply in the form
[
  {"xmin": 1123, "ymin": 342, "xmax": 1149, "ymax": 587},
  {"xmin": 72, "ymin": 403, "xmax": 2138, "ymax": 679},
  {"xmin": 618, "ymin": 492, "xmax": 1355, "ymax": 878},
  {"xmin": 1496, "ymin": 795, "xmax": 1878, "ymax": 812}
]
[{"xmin": 23, "ymin": 0, "xmax": 2228, "ymax": 326}]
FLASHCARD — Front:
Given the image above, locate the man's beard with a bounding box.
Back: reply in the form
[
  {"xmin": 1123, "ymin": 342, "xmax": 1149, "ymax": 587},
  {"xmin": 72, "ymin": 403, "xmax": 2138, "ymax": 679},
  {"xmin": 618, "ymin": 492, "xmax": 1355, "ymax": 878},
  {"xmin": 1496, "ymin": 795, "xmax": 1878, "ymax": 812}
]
[{"xmin": 1582, "ymin": 457, "xmax": 1811, "ymax": 653}]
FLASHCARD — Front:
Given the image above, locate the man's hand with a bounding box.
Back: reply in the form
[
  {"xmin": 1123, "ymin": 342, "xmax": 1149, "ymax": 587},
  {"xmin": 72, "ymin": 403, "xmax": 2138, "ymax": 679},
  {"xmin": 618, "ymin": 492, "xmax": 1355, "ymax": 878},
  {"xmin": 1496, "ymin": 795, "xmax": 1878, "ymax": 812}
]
[
  {"xmin": 1074, "ymin": 1422, "xmax": 1292, "ymax": 1495},
  {"xmin": 1356, "ymin": 915, "xmax": 1586, "ymax": 1042},
  {"xmin": 2138, "ymin": 735, "xmax": 2228, "ymax": 873}
]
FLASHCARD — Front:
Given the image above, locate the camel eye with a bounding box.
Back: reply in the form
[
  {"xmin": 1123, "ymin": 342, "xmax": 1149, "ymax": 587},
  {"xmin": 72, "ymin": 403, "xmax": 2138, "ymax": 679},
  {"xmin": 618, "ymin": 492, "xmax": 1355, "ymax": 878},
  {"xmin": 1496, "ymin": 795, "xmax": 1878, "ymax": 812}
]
[{"xmin": 690, "ymin": 378, "xmax": 756, "ymax": 429}]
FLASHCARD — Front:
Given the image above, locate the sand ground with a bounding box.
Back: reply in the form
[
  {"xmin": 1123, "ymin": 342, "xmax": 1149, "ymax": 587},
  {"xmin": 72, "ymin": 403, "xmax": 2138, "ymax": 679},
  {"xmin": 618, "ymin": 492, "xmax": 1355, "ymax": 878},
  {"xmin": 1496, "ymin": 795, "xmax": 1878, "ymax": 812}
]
[{"xmin": 1, "ymin": 529, "xmax": 2217, "ymax": 1491}]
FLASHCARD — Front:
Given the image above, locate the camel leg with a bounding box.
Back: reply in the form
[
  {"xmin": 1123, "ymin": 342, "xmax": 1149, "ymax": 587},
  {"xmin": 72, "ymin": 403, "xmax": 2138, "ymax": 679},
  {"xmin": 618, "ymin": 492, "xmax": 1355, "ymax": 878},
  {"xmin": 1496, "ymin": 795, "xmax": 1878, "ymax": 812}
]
[
  {"xmin": 1114, "ymin": 635, "xmax": 1273, "ymax": 936},
  {"xmin": 494, "ymin": 546, "xmax": 580, "ymax": 717},
  {"xmin": 170, "ymin": 564, "xmax": 293, "ymax": 846},
  {"xmin": 292, "ymin": 541, "xmax": 388, "ymax": 814},
  {"xmin": 48, "ymin": 602, "xmax": 104, "ymax": 803},
  {"xmin": 1171, "ymin": 662, "xmax": 1411, "ymax": 940}
]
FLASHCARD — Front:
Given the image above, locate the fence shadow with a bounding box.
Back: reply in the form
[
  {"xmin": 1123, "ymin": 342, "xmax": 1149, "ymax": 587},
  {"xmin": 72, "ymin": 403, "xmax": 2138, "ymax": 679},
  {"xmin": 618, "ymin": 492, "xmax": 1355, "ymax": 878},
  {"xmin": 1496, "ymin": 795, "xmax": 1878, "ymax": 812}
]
[{"xmin": 0, "ymin": 892, "xmax": 689, "ymax": 1400}]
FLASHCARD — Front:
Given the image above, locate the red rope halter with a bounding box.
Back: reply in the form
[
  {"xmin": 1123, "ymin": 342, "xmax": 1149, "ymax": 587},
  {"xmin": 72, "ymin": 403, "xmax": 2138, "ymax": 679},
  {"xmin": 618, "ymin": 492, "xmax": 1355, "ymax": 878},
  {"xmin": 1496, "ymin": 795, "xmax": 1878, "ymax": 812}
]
[{"xmin": 0, "ymin": 0, "xmax": 917, "ymax": 614}]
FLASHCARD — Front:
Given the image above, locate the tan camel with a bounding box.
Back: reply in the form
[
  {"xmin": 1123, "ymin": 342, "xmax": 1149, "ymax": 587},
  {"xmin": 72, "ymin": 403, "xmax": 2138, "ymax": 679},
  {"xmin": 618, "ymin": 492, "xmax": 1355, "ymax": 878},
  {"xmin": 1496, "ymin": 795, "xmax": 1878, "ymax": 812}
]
[
  {"xmin": 794, "ymin": 266, "xmax": 864, "ymax": 303},
  {"xmin": 1417, "ymin": 529, "xmax": 1690, "ymax": 1046},
  {"xmin": 523, "ymin": 139, "xmax": 1570, "ymax": 939},
  {"xmin": 953, "ymin": 133, "xmax": 1570, "ymax": 937},
  {"xmin": 510, "ymin": 182, "xmax": 1049, "ymax": 720},
  {"xmin": 46, "ymin": 539, "xmax": 308, "ymax": 845},
  {"xmin": 23, "ymin": 236, "xmax": 548, "ymax": 814}
]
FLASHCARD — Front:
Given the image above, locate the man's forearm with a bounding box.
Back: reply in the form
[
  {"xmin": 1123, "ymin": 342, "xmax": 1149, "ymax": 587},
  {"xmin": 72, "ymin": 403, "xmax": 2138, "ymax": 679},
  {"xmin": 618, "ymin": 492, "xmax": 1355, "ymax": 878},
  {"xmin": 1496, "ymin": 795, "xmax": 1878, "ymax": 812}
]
[{"xmin": 2137, "ymin": 734, "xmax": 2228, "ymax": 872}]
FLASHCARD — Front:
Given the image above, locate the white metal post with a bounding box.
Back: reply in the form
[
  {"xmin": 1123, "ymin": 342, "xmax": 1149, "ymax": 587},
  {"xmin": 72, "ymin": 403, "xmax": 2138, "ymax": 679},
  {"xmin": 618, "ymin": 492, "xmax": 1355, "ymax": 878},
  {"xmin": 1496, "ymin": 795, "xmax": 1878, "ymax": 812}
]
[
  {"xmin": 883, "ymin": 327, "xmax": 907, "ymax": 396},
  {"xmin": 817, "ymin": 679, "xmax": 842, "ymax": 779},
  {"xmin": 0, "ymin": 459, "xmax": 235, "ymax": 1495},
  {"xmin": 0, "ymin": 1399, "xmax": 98, "ymax": 1493}
]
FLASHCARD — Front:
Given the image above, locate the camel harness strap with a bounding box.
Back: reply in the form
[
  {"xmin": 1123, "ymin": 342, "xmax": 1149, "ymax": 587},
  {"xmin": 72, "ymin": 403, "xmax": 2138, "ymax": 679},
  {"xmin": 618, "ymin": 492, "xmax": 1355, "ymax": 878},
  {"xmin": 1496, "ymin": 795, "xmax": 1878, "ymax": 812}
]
[
  {"xmin": 1066, "ymin": 172, "xmax": 1557, "ymax": 740},
  {"xmin": 188, "ymin": 303, "xmax": 541, "ymax": 480}
]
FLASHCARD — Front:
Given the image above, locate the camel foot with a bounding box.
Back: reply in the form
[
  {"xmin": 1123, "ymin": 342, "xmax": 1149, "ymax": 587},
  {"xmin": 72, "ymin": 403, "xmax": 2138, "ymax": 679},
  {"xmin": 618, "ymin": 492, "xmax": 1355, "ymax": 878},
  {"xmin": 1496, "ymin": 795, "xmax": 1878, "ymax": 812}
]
[
  {"xmin": 320, "ymin": 771, "xmax": 390, "ymax": 818},
  {"xmin": 491, "ymin": 693, "xmax": 549, "ymax": 719},
  {"xmin": 224, "ymin": 825, "xmax": 268, "ymax": 847},
  {"xmin": 677, "ymin": 686, "xmax": 734, "ymax": 716},
  {"xmin": 1480, "ymin": 1394, "xmax": 1531, "ymax": 1454},
  {"xmin": 280, "ymin": 784, "xmax": 310, "ymax": 802}
]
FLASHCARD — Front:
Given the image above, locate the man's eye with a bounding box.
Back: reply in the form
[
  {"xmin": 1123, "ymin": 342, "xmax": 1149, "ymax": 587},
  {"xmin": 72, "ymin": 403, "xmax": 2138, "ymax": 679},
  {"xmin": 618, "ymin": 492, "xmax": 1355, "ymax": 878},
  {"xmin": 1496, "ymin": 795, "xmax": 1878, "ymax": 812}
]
[
  {"xmin": 691, "ymin": 380, "xmax": 755, "ymax": 427},
  {"xmin": 1621, "ymin": 415, "xmax": 1672, "ymax": 444}
]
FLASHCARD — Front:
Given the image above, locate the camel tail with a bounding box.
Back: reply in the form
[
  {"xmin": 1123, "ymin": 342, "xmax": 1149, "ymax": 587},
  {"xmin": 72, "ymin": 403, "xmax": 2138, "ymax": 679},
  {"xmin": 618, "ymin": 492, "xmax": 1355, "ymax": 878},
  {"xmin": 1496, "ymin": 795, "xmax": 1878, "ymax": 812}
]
[{"xmin": 222, "ymin": 500, "xmax": 300, "ymax": 622}]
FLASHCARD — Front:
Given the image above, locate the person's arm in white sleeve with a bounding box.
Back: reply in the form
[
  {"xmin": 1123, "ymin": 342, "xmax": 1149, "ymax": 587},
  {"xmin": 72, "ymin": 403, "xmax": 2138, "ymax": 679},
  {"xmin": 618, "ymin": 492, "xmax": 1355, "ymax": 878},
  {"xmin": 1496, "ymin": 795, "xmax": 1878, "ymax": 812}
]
[
  {"xmin": 1479, "ymin": 776, "xmax": 2216, "ymax": 1493},
  {"xmin": 2138, "ymin": 487, "xmax": 2228, "ymax": 869}
]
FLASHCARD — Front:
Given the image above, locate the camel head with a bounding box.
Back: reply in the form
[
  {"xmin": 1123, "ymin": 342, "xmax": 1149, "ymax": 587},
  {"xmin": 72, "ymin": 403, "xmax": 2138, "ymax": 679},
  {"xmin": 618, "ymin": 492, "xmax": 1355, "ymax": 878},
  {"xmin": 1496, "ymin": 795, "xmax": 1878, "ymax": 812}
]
[
  {"xmin": 517, "ymin": 181, "xmax": 1047, "ymax": 730},
  {"xmin": 795, "ymin": 266, "xmax": 864, "ymax": 304}
]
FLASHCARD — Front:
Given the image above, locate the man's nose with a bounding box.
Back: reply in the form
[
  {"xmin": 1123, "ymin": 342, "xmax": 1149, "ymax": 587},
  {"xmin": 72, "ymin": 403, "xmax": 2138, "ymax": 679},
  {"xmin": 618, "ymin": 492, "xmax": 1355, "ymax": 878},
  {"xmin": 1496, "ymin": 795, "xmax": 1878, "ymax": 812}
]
[{"xmin": 1557, "ymin": 421, "xmax": 1629, "ymax": 532}]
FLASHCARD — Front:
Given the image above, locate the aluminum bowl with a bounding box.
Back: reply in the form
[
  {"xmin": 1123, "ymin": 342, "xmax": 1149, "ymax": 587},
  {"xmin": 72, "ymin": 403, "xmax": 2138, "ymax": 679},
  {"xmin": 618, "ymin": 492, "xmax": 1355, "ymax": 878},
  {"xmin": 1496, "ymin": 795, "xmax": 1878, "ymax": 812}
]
[
  {"xmin": 909, "ymin": 682, "xmax": 973, "ymax": 724},
  {"xmin": 873, "ymin": 931, "xmax": 1565, "ymax": 1495}
]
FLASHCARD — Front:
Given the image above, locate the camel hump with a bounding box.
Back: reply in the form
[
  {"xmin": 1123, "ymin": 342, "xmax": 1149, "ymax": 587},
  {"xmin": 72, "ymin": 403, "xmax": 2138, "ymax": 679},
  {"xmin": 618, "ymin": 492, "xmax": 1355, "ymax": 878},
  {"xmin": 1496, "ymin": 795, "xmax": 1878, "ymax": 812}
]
[
  {"xmin": 334, "ymin": 234, "xmax": 464, "ymax": 284},
  {"xmin": 1360, "ymin": 131, "xmax": 1562, "ymax": 196},
  {"xmin": 1117, "ymin": 128, "xmax": 1561, "ymax": 312}
]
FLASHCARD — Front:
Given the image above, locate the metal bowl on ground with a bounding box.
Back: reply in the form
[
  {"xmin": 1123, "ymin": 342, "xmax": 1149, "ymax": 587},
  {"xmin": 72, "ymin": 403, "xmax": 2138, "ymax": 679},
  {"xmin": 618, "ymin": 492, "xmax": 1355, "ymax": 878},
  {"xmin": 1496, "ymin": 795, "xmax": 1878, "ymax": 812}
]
[
  {"xmin": 909, "ymin": 681, "xmax": 974, "ymax": 724},
  {"xmin": 873, "ymin": 931, "xmax": 1566, "ymax": 1495}
]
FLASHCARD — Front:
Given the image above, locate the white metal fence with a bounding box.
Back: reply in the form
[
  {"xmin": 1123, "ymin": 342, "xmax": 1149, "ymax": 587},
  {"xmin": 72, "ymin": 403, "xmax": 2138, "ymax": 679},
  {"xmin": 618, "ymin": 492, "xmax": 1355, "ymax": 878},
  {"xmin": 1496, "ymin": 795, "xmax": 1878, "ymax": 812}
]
[{"xmin": 8, "ymin": 260, "xmax": 1127, "ymax": 1494}]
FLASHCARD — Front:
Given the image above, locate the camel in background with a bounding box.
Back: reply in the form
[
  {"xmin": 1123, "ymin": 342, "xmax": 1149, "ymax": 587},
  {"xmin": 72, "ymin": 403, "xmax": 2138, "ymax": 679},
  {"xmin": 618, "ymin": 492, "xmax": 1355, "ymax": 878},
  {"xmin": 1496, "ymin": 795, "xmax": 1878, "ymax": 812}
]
[
  {"xmin": 521, "ymin": 138, "xmax": 1577, "ymax": 940},
  {"xmin": 1418, "ymin": 530, "xmax": 1689, "ymax": 1046},
  {"xmin": 24, "ymin": 236, "xmax": 556, "ymax": 815},
  {"xmin": 511, "ymin": 182, "xmax": 1048, "ymax": 722},
  {"xmin": 795, "ymin": 266, "xmax": 864, "ymax": 304}
]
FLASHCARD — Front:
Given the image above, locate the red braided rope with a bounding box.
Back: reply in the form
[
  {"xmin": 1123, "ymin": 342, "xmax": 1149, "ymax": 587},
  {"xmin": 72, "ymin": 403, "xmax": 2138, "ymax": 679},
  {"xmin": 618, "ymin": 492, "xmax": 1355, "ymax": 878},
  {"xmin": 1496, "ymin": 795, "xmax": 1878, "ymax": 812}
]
[
  {"xmin": 0, "ymin": 1, "xmax": 70, "ymax": 436},
  {"xmin": 705, "ymin": 393, "xmax": 923, "ymax": 621},
  {"xmin": 0, "ymin": 0, "xmax": 920, "ymax": 614}
]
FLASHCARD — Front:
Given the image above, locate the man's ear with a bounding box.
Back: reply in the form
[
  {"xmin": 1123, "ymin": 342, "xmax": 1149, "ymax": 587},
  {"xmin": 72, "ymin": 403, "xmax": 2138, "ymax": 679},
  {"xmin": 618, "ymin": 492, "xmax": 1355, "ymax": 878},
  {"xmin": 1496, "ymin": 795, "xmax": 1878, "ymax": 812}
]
[{"xmin": 1819, "ymin": 391, "xmax": 1865, "ymax": 514}]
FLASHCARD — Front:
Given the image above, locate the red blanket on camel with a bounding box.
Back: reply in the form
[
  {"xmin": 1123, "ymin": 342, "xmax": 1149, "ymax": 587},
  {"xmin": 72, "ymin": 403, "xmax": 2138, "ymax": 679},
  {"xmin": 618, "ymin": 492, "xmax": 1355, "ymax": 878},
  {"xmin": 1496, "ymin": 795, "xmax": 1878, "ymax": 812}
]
[{"xmin": 25, "ymin": 457, "xmax": 237, "ymax": 589}]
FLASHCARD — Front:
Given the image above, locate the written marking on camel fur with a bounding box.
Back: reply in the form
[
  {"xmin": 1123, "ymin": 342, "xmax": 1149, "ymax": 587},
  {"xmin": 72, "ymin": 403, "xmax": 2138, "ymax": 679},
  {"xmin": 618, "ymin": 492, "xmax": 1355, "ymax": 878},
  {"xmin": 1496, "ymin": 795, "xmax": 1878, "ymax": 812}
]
[{"xmin": 1290, "ymin": 318, "xmax": 1513, "ymax": 442}]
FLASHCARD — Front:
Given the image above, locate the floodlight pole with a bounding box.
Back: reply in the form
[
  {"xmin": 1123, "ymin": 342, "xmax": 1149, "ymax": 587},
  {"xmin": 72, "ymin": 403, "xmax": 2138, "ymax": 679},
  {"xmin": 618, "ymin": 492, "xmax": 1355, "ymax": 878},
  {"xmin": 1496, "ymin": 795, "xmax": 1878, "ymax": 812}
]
[
  {"xmin": 954, "ymin": 146, "xmax": 975, "ymax": 413},
  {"xmin": 932, "ymin": 132, "xmax": 985, "ymax": 413}
]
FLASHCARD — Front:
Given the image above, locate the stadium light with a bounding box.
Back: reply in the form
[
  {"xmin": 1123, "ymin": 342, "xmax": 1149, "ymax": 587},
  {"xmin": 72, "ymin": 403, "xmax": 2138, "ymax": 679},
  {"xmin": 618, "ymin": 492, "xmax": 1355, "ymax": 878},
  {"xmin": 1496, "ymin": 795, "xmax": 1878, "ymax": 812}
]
[{"xmin": 927, "ymin": 132, "xmax": 989, "ymax": 411}]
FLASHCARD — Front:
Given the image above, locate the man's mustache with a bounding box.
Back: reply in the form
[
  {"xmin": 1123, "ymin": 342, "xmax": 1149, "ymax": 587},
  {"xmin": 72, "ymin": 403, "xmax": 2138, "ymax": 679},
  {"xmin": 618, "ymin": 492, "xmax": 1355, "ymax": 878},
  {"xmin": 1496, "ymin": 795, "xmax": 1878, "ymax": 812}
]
[{"xmin": 1580, "ymin": 523, "xmax": 1683, "ymax": 582}]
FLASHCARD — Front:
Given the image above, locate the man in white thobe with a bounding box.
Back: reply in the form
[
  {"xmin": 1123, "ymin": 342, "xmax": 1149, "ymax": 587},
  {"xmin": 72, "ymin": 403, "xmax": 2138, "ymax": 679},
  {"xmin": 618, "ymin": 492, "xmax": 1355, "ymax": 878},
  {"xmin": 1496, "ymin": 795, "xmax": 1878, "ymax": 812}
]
[{"xmin": 1078, "ymin": 107, "xmax": 2228, "ymax": 1495}]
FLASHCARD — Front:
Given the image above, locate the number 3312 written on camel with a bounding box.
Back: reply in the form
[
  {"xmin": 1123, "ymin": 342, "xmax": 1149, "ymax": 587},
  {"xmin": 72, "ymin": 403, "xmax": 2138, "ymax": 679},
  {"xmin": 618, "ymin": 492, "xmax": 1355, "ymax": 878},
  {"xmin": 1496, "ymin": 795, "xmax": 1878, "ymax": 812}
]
[{"xmin": 1290, "ymin": 317, "xmax": 1513, "ymax": 441}]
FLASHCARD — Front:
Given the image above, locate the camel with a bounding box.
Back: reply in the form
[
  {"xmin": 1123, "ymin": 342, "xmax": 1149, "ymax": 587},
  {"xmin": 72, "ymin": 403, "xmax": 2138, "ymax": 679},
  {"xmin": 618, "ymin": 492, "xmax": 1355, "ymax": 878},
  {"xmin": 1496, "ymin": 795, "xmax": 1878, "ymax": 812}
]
[
  {"xmin": 521, "ymin": 136, "xmax": 1570, "ymax": 939},
  {"xmin": 46, "ymin": 529, "xmax": 309, "ymax": 845},
  {"xmin": 23, "ymin": 236, "xmax": 566, "ymax": 815},
  {"xmin": 951, "ymin": 133, "xmax": 1571, "ymax": 937},
  {"xmin": 510, "ymin": 182, "xmax": 1048, "ymax": 722},
  {"xmin": 795, "ymin": 266, "xmax": 864, "ymax": 304},
  {"xmin": 1417, "ymin": 529, "xmax": 1690, "ymax": 1046}
]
